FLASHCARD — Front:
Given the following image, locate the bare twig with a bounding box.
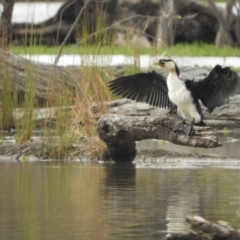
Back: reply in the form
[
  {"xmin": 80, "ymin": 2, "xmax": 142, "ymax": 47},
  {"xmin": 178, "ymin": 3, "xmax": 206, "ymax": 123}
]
[
  {"xmin": 167, "ymin": 13, "xmax": 198, "ymax": 27},
  {"xmin": 56, "ymin": 0, "xmax": 76, "ymax": 45},
  {"xmin": 61, "ymin": 14, "xmax": 149, "ymax": 55},
  {"xmin": 54, "ymin": 0, "xmax": 90, "ymax": 65},
  {"xmin": 60, "ymin": 11, "xmax": 198, "ymax": 56}
]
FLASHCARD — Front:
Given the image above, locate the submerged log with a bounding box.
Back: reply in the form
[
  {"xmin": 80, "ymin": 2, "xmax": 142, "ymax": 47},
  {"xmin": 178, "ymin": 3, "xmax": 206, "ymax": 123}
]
[
  {"xmin": 164, "ymin": 216, "xmax": 240, "ymax": 240},
  {"xmin": 97, "ymin": 113, "xmax": 220, "ymax": 162}
]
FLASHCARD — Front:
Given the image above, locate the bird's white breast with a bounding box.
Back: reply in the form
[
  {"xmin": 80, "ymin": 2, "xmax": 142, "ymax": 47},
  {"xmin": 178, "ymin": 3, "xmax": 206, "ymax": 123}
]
[
  {"xmin": 167, "ymin": 72, "xmax": 189, "ymax": 104},
  {"xmin": 167, "ymin": 72, "xmax": 202, "ymax": 123}
]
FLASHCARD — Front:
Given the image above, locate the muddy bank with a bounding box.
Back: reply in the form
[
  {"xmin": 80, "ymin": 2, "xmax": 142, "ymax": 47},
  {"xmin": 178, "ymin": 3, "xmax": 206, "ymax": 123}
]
[
  {"xmin": 0, "ymin": 135, "xmax": 237, "ymax": 162},
  {"xmin": 0, "ymin": 140, "xmax": 86, "ymax": 161}
]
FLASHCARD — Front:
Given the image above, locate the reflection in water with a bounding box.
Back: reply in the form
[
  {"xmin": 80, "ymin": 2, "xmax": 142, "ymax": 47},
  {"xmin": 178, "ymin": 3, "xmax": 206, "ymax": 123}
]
[
  {"xmin": 0, "ymin": 161, "xmax": 240, "ymax": 240},
  {"xmin": 103, "ymin": 163, "xmax": 168, "ymax": 239}
]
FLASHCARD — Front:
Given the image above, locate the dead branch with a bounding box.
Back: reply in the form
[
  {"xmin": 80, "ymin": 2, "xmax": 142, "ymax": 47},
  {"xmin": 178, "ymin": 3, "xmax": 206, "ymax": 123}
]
[
  {"xmin": 62, "ymin": 14, "xmax": 150, "ymax": 55},
  {"xmin": 54, "ymin": 0, "xmax": 90, "ymax": 65},
  {"xmin": 207, "ymin": 0, "xmax": 235, "ymax": 47}
]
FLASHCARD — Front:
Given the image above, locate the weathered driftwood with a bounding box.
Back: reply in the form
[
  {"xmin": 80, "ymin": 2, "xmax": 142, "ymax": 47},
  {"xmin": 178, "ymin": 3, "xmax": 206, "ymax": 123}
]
[
  {"xmin": 107, "ymin": 96, "xmax": 240, "ymax": 129},
  {"xmin": 97, "ymin": 113, "xmax": 220, "ymax": 162},
  {"xmin": 0, "ymin": 48, "xmax": 77, "ymax": 102},
  {"xmin": 164, "ymin": 216, "xmax": 240, "ymax": 240}
]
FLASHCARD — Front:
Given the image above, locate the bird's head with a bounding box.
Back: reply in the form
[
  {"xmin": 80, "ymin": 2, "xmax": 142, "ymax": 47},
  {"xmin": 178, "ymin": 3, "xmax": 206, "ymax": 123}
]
[{"xmin": 154, "ymin": 59, "xmax": 180, "ymax": 76}]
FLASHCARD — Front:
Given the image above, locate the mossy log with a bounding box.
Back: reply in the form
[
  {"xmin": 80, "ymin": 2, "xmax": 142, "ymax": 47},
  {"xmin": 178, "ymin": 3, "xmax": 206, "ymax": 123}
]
[
  {"xmin": 164, "ymin": 216, "xmax": 240, "ymax": 240},
  {"xmin": 97, "ymin": 113, "xmax": 220, "ymax": 162}
]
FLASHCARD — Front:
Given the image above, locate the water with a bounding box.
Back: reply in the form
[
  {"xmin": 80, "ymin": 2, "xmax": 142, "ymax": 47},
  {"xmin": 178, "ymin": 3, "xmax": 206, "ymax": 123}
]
[
  {"xmin": 0, "ymin": 161, "xmax": 240, "ymax": 240},
  {"xmin": 23, "ymin": 55, "xmax": 240, "ymax": 68}
]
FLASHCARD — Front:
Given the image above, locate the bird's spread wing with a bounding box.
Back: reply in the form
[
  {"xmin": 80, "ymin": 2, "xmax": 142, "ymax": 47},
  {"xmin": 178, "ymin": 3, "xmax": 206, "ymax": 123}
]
[
  {"xmin": 108, "ymin": 71, "xmax": 174, "ymax": 109},
  {"xmin": 195, "ymin": 65, "xmax": 240, "ymax": 113}
]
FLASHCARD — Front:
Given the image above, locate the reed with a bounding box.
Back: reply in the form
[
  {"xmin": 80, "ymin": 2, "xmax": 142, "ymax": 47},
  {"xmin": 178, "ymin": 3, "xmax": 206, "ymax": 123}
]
[
  {"xmin": 37, "ymin": 63, "xmax": 76, "ymax": 159},
  {"xmin": 0, "ymin": 61, "xmax": 13, "ymax": 131},
  {"xmin": 69, "ymin": 64, "xmax": 112, "ymax": 159},
  {"xmin": 14, "ymin": 62, "xmax": 36, "ymax": 143}
]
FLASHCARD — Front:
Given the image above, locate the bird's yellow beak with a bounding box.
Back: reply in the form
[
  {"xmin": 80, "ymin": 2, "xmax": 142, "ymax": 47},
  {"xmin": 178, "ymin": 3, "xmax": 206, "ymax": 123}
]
[{"xmin": 154, "ymin": 62, "xmax": 164, "ymax": 67}]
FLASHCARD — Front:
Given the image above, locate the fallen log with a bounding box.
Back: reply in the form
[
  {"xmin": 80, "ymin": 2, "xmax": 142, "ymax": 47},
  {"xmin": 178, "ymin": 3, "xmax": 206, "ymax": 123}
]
[
  {"xmin": 164, "ymin": 216, "xmax": 240, "ymax": 240},
  {"xmin": 0, "ymin": 48, "xmax": 77, "ymax": 103},
  {"xmin": 97, "ymin": 113, "xmax": 220, "ymax": 162}
]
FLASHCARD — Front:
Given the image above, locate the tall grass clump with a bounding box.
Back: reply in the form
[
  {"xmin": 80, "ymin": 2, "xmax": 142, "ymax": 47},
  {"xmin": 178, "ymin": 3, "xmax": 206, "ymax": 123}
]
[
  {"xmin": 0, "ymin": 61, "xmax": 13, "ymax": 131},
  {"xmin": 65, "ymin": 10, "xmax": 153, "ymax": 159},
  {"xmin": 12, "ymin": 23, "xmax": 46, "ymax": 143},
  {"xmin": 70, "ymin": 64, "xmax": 112, "ymax": 159},
  {"xmin": 62, "ymin": 8, "xmax": 138, "ymax": 158},
  {"xmin": 14, "ymin": 62, "xmax": 36, "ymax": 143},
  {"xmin": 42, "ymin": 104, "xmax": 73, "ymax": 159},
  {"xmin": 40, "ymin": 68, "xmax": 75, "ymax": 159}
]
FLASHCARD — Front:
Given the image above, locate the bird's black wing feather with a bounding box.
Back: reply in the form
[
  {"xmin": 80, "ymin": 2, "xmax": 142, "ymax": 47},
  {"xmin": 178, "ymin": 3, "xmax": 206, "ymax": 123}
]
[
  {"xmin": 108, "ymin": 71, "xmax": 174, "ymax": 109},
  {"xmin": 194, "ymin": 65, "xmax": 240, "ymax": 113}
]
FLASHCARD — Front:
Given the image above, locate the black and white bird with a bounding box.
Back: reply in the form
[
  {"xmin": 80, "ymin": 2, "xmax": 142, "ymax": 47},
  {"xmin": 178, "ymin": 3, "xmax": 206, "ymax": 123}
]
[{"xmin": 108, "ymin": 59, "xmax": 240, "ymax": 135}]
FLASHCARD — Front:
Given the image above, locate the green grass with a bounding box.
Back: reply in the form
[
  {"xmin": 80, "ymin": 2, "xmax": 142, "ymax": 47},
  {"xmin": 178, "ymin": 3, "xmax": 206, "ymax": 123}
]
[
  {"xmin": 10, "ymin": 42, "xmax": 240, "ymax": 57},
  {"xmin": 200, "ymin": 0, "xmax": 226, "ymax": 2},
  {"xmin": 164, "ymin": 43, "xmax": 240, "ymax": 57}
]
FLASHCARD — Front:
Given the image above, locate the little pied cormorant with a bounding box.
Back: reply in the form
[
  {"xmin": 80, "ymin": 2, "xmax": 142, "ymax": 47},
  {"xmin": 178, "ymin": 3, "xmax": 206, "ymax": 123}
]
[{"xmin": 108, "ymin": 59, "xmax": 240, "ymax": 135}]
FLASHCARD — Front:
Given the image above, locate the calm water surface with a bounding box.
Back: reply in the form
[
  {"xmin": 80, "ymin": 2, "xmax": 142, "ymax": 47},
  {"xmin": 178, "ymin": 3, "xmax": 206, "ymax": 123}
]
[{"xmin": 0, "ymin": 161, "xmax": 240, "ymax": 240}]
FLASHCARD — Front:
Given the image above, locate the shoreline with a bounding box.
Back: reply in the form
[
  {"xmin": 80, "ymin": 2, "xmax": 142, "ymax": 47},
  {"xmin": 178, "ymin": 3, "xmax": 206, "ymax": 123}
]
[{"xmin": 0, "ymin": 137, "xmax": 239, "ymax": 162}]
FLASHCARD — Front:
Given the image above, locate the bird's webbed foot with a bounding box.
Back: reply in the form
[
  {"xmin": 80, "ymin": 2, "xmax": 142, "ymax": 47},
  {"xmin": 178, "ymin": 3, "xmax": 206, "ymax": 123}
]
[
  {"xmin": 173, "ymin": 120, "xmax": 186, "ymax": 132},
  {"xmin": 183, "ymin": 118, "xmax": 195, "ymax": 136},
  {"xmin": 173, "ymin": 119, "xmax": 195, "ymax": 136},
  {"xmin": 182, "ymin": 124, "xmax": 194, "ymax": 136}
]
